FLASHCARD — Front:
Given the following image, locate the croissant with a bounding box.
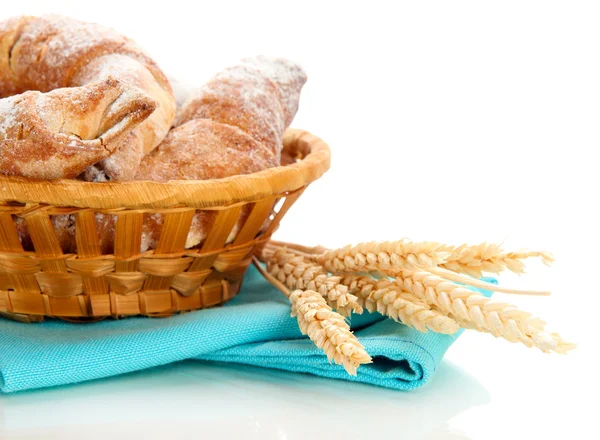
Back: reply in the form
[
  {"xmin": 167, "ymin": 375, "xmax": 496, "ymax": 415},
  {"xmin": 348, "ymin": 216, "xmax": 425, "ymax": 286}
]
[
  {"xmin": 0, "ymin": 14, "xmax": 175, "ymax": 180},
  {"xmin": 0, "ymin": 77, "xmax": 155, "ymax": 179},
  {"xmin": 136, "ymin": 56, "xmax": 306, "ymax": 250},
  {"xmin": 136, "ymin": 119, "xmax": 278, "ymax": 181},
  {"xmin": 175, "ymin": 55, "xmax": 307, "ymax": 161}
]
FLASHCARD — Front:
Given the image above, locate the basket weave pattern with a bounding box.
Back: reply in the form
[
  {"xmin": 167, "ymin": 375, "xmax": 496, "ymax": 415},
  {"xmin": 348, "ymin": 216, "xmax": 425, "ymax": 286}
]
[{"xmin": 0, "ymin": 129, "xmax": 330, "ymax": 321}]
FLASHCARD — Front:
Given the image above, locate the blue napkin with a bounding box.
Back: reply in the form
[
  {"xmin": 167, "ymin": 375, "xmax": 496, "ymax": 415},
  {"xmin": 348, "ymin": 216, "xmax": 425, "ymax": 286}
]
[{"xmin": 0, "ymin": 265, "xmax": 495, "ymax": 393}]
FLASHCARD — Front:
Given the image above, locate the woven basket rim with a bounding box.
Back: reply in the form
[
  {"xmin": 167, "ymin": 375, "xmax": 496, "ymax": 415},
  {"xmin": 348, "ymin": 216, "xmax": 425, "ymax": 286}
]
[{"xmin": 0, "ymin": 128, "xmax": 330, "ymax": 210}]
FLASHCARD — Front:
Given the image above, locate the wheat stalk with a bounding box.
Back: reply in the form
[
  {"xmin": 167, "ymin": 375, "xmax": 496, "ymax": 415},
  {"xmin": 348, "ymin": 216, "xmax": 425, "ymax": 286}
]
[
  {"xmin": 426, "ymin": 266, "xmax": 550, "ymax": 296},
  {"xmin": 439, "ymin": 243, "xmax": 554, "ymax": 277},
  {"xmin": 395, "ymin": 269, "xmax": 574, "ymax": 353},
  {"xmin": 290, "ymin": 289, "xmax": 372, "ymax": 375},
  {"xmin": 262, "ymin": 244, "xmax": 459, "ymax": 333},
  {"xmin": 313, "ymin": 240, "xmax": 448, "ymax": 274},
  {"xmin": 264, "ymin": 247, "xmax": 362, "ymax": 316},
  {"xmin": 340, "ymin": 274, "xmax": 460, "ymax": 334},
  {"xmin": 312, "ymin": 241, "xmax": 548, "ymax": 296},
  {"xmin": 260, "ymin": 241, "xmax": 574, "ymax": 356}
]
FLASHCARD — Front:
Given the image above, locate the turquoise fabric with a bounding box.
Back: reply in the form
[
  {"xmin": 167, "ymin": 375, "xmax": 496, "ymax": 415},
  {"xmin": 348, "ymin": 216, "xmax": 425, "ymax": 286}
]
[{"xmin": 0, "ymin": 265, "xmax": 495, "ymax": 393}]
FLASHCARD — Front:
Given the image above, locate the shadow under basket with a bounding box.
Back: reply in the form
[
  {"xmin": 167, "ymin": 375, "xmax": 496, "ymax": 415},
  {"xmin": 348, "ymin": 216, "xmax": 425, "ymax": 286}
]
[{"xmin": 0, "ymin": 129, "xmax": 330, "ymax": 322}]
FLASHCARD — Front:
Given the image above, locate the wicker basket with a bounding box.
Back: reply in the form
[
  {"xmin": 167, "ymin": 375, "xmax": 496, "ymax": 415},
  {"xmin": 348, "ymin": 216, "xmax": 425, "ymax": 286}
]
[{"xmin": 0, "ymin": 129, "xmax": 330, "ymax": 322}]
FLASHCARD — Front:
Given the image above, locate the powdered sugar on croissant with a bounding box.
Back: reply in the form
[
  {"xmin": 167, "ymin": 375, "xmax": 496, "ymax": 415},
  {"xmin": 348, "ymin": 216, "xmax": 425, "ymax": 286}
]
[
  {"xmin": 0, "ymin": 14, "xmax": 175, "ymax": 180},
  {"xmin": 136, "ymin": 118, "xmax": 278, "ymax": 181},
  {"xmin": 175, "ymin": 56, "xmax": 307, "ymax": 162},
  {"xmin": 0, "ymin": 77, "xmax": 155, "ymax": 179}
]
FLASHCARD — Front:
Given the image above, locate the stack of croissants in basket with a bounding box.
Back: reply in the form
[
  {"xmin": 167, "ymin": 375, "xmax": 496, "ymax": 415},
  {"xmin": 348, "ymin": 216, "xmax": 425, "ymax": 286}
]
[
  {"xmin": 0, "ymin": 15, "xmax": 573, "ymax": 375},
  {"xmin": 0, "ymin": 14, "xmax": 304, "ymax": 254}
]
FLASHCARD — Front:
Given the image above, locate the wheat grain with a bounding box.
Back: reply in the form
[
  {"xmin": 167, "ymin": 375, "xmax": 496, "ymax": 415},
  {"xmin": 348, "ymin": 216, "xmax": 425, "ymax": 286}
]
[
  {"xmin": 313, "ymin": 241, "xmax": 547, "ymax": 296},
  {"xmin": 395, "ymin": 269, "xmax": 573, "ymax": 353},
  {"xmin": 290, "ymin": 289, "xmax": 372, "ymax": 375},
  {"xmin": 340, "ymin": 275, "xmax": 460, "ymax": 334},
  {"xmin": 313, "ymin": 240, "xmax": 449, "ymax": 274},
  {"xmin": 440, "ymin": 243, "xmax": 554, "ymax": 277},
  {"xmin": 265, "ymin": 248, "xmax": 362, "ymax": 316}
]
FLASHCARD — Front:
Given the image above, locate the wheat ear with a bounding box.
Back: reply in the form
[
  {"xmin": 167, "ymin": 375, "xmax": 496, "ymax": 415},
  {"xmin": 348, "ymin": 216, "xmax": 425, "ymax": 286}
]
[
  {"xmin": 253, "ymin": 259, "xmax": 371, "ymax": 374},
  {"xmin": 313, "ymin": 241, "xmax": 548, "ymax": 296},
  {"xmin": 440, "ymin": 243, "xmax": 554, "ymax": 277},
  {"xmin": 289, "ymin": 290, "xmax": 372, "ymax": 376},
  {"xmin": 290, "ymin": 289, "xmax": 372, "ymax": 375},
  {"xmin": 340, "ymin": 275, "xmax": 460, "ymax": 334},
  {"xmin": 264, "ymin": 248, "xmax": 362, "ymax": 316},
  {"xmin": 313, "ymin": 240, "xmax": 448, "ymax": 274},
  {"xmin": 395, "ymin": 269, "xmax": 574, "ymax": 353}
]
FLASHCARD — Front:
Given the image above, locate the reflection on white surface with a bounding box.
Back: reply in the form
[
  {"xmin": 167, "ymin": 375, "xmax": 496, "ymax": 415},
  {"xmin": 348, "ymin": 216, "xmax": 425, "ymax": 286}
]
[{"xmin": 0, "ymin": 359, "xmax": 489, "ymax": 439}]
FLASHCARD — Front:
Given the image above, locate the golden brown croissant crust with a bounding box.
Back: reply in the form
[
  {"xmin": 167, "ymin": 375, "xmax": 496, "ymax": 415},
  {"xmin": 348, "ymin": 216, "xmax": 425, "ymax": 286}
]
[
  {"xmin": 136, "ymin": 118, "xmax": 279, "ymax": 182},
  {"xmin": 0, "ymin": 14, "xmax": 175, "ymax": 180},
  {"xmin": 0, "ymin": 77, "xmax": 155, "ymax": 180},
  {"xmin": 175, "ymin": 56, "xmax": 307, "ymax": 162}
]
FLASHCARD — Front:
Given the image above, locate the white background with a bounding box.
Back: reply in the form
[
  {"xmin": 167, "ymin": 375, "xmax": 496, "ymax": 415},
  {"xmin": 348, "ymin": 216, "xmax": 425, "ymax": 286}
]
[{"xmin": 0, "ymin": 1, "xmax": 598, "ymax": 438}]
